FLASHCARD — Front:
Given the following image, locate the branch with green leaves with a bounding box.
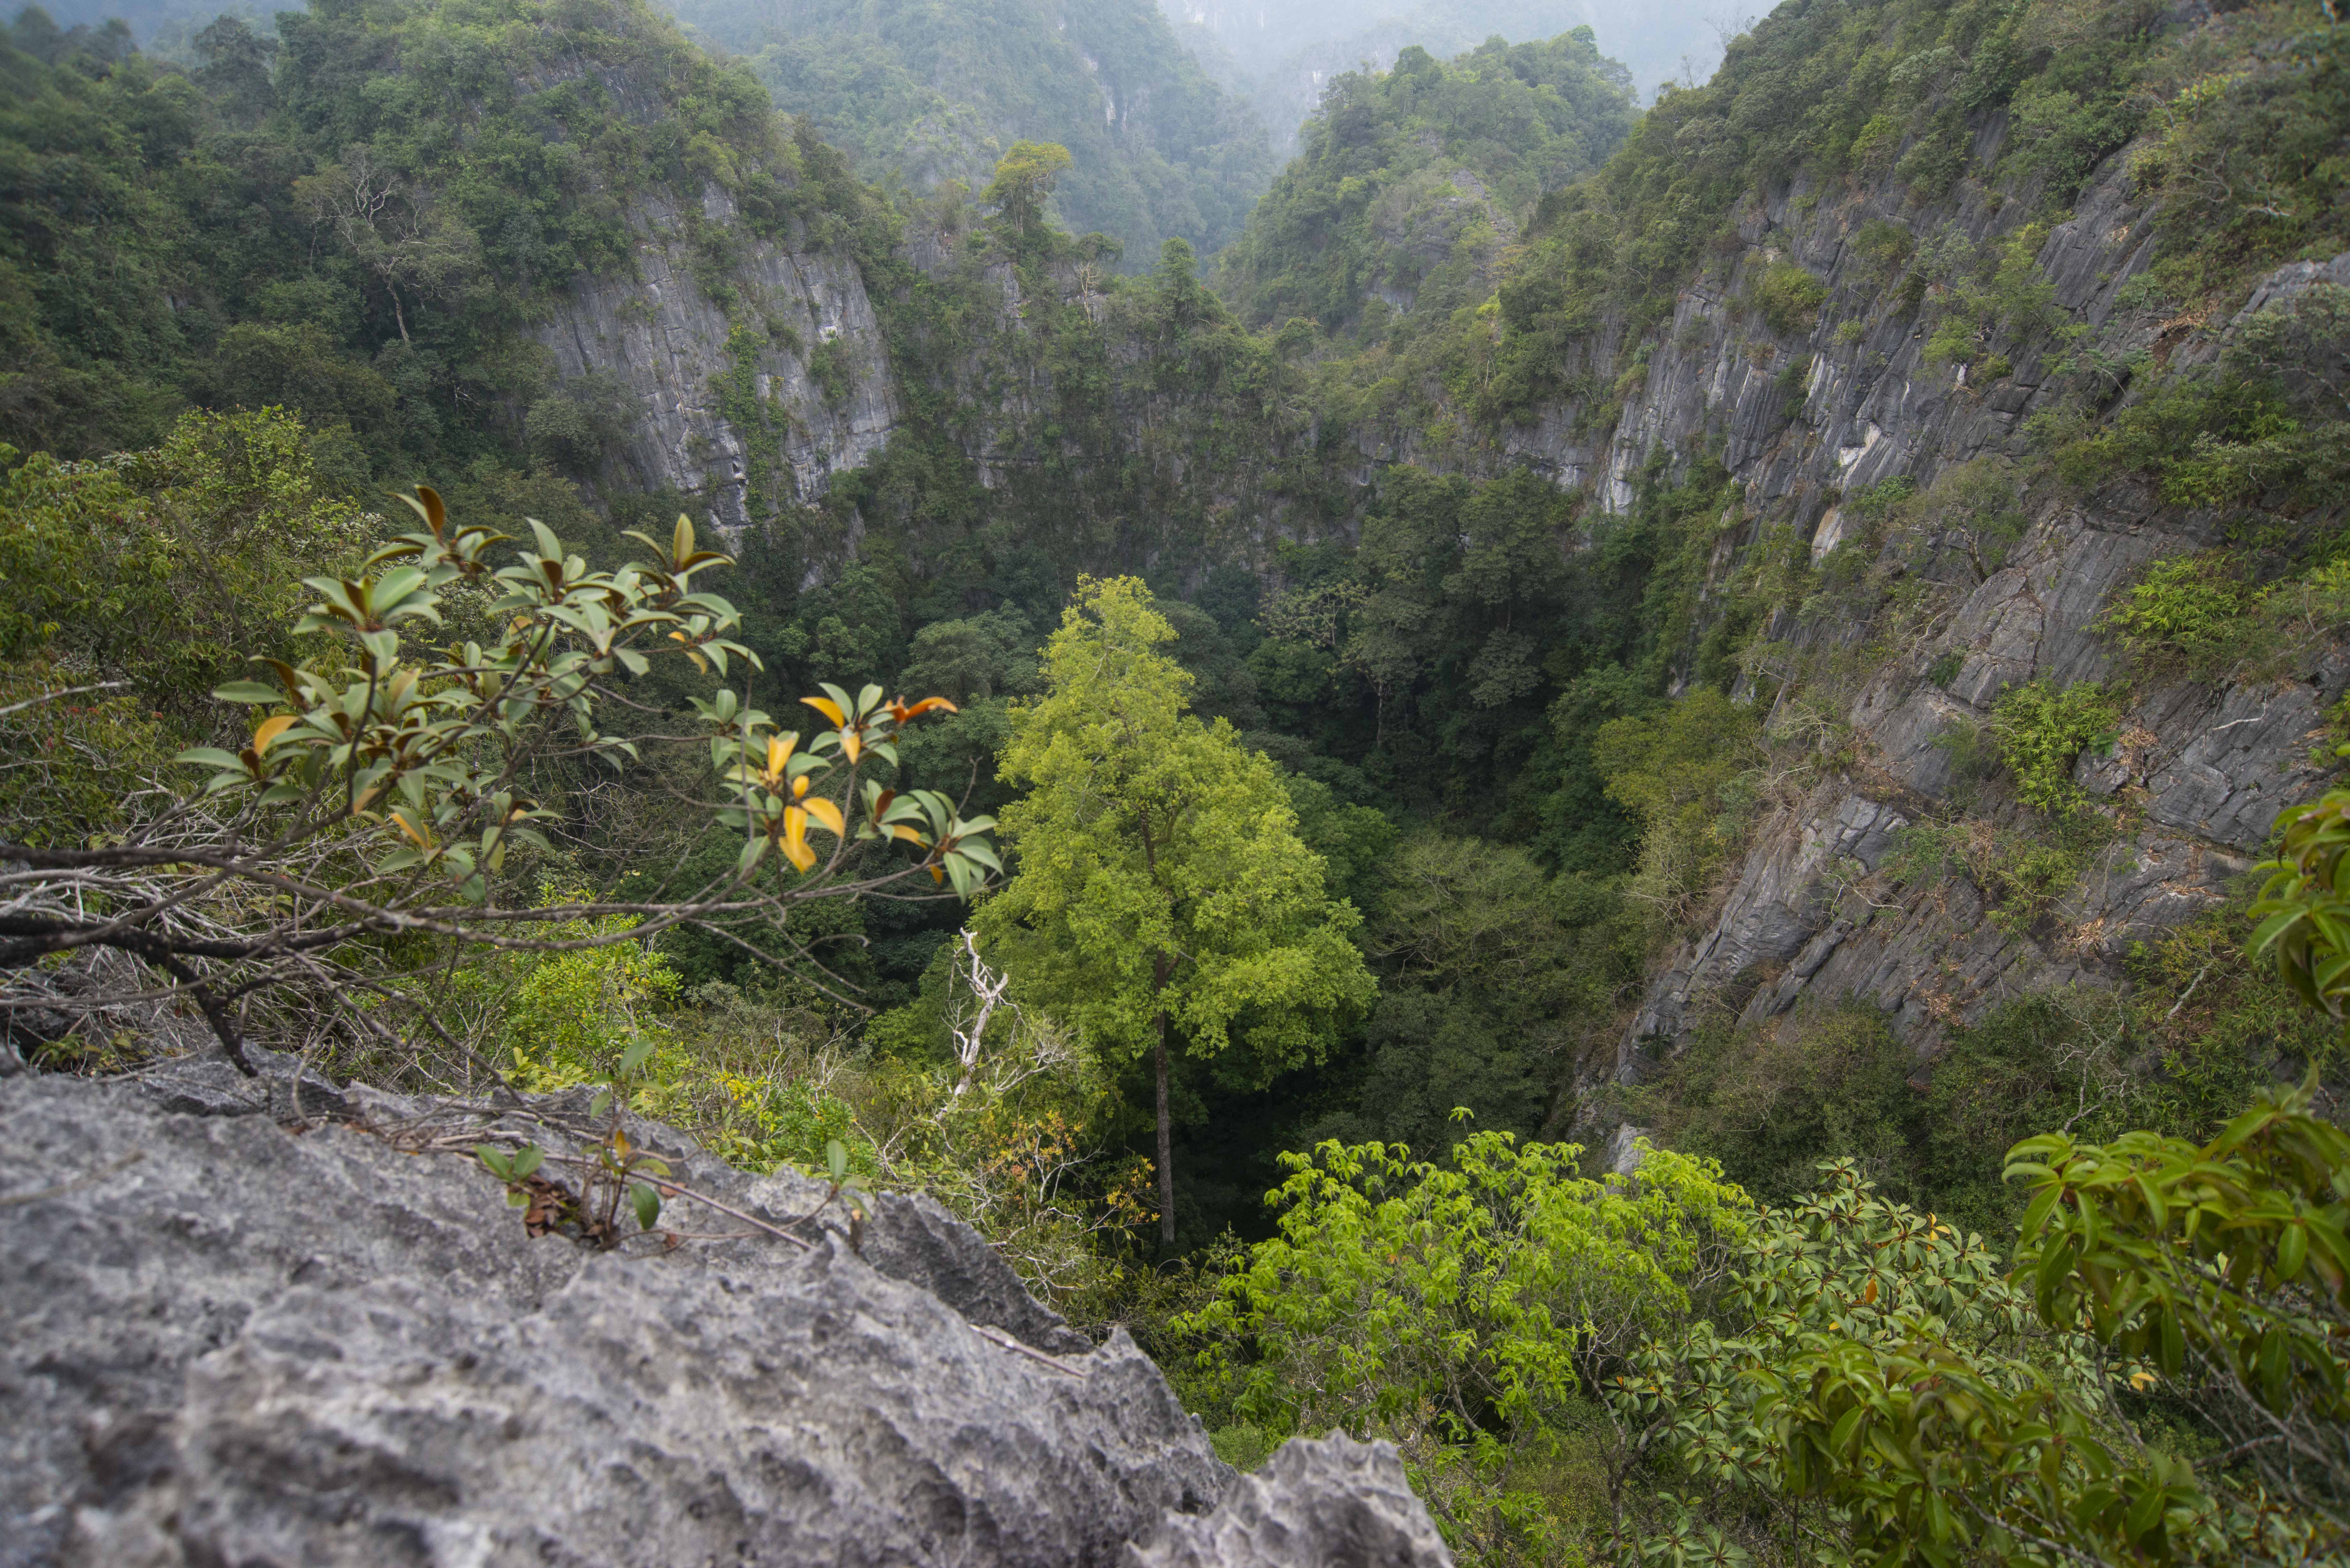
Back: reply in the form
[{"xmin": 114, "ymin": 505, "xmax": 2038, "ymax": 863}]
[{"xmin": 0, "ymin": 487, "xmax": 997, "ymax": 1076}]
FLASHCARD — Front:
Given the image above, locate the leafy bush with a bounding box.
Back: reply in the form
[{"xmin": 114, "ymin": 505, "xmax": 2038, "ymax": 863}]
[
  {"xmin": 1750, "ymin": 262, "xmax": 1828, "ymax": 336},
  {"xmin": 1176, "ymin": 1127, "xmax": 1752, "ymax": 1563},
  {"xmin": 1175, "ymin": 1102, "xmax": 2350, "ymax": 1564},
  {"xmin": 2010, "ymin": 1079, "xmax": 2350, "ymax": 1551},
  {"xmin": 1649, "ymin": 1004, "xmax": 1926, "ymax": 1208},
  {"xmin": 3, "ymin": 486, "xmax": 998, "ymax": 1078},
  {"xmin": 1881, "ymin": 456, "xmax": 2029, "ymax": 584},
  {"xmin": 1920, "ymin": 309, "xmax": 1976, "ymax": 364},
  {"xmin": 1847, "ymin": 111, "xmax": 1902, "ymax": 172},
  {"xmin": 1852, "ymin": 218, "xmax": 1916, "ymax": 279},
  {"xmin": 2127, "ymin": 910, "xmax": 2343, "ymax": 1143},
  {"xmin": 2047, "ymin": 373, "xmax": 2311, "ymax": 507},
  {"xmin": 1988, "ymin": 678, "xmax": 2121, "ymax": 816},
  {"xmin": 1887, "ymin": 813, "xmax": 2105, "ymax": 938},
  {"xmin": 1592, "ymin": 689, "xmax": 1765, "ymax": 934},
  {"xmin": 0, "ymin": 408, "xmax": 368, "ymax": 723},
  {"xmin": 2101, "ymin": 552, "xmax": 2266, "ymax": 676}
]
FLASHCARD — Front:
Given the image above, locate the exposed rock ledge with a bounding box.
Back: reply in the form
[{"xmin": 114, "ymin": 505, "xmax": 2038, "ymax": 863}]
[{"xmin": 2, "ymin": 1057, "xmax": 1450, "ymax": 1568}]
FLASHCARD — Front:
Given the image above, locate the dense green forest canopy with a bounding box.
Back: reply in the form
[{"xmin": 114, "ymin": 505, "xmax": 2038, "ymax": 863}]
[
  {"xmin": 0, "ymin": 0, "xmax": 852, "ymax": 468},
  {"xmin": 1216, "ymin": 26, "xmax": 1637, "ymax": 339},
  {"xmin": 8, "ymin": 0, "xmax": 2350, "ymax": 1558},
  {"xmin": 1156, "ymin": 0, "xmax": 1719, "ymax": 152}
]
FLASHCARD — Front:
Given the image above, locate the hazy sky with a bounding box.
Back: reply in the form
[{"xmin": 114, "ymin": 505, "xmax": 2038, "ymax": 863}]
[{"xmin": 1159, "ymin": 0, "xmax": 1732, "ymax": 108}]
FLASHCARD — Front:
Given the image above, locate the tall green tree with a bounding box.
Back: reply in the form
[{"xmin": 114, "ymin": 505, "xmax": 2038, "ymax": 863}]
[
  {"xmin": 981, "ymin": 139, "xmax": 1074, "ymax": 254},
  {"xmin": 977, "ymin": 576, "xmax": 1375, "ymax": 1244}
]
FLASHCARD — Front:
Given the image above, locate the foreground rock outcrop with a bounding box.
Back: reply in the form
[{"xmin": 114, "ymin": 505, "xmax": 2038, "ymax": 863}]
[{"xmin": 2, "ymin": 1058, "xmax": 1449, "ymax": 1568}]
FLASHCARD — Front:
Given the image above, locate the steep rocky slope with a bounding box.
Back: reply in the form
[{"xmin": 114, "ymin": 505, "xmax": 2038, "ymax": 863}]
[
  {"xmin": 1, "ymin": 1055, "xmax": 1451, "ymax": 1567},
  {"xmin": 1529, "ymin": 121, "xmax": 2348, "ymax": 1116},
  {"xmin": 537, "ymin": 185, "xmax": 898, "ymax": 528}
]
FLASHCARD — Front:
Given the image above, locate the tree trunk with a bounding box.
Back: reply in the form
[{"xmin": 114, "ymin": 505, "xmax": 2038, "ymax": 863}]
[{"xmin": 1155, "ymin": 1006, "xmax": 1175, "ymax": 1247}]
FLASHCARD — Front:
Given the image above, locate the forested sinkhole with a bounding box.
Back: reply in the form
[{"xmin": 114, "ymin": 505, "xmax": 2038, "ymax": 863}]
[{"xmin": 7, "ymin": 0, "xmax": 2350, "ymax": 1557}]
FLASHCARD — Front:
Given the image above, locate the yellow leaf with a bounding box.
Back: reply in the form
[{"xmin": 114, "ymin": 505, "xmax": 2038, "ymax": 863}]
[
  {"xmin": 804, "ymin": 797, "xmax": 845, "ymax": 837},
  {"xmin": 889, "ymin": 824, "xmax": 927, "ymax": 845},
  {"xmin": 781, "ymin": 807, "xmax": 817, "ymax": 872},
  {"xmin": 840, "ymin": 728, "xmax": 863, "ymax": 764},
  {"xmin": 253, "ymin": 714, "xmax": 298, "ymax": 755},
  {"xmin": 802, "ymin": 695, "xmax": 846, "ymax": 727}
]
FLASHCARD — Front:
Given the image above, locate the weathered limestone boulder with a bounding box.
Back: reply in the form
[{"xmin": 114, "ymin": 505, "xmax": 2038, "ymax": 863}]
[
  {"xmin": 1129, "ymin": 1434, "xmax": 1453, "ymax": 1567},
  {"xmin": 2, "ymin": 1059, "xmax": 1449, "ymax": 1567}
]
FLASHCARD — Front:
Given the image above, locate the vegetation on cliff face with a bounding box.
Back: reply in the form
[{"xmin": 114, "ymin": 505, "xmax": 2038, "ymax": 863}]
[{"xmin": 10, "ymin": 0, "xmax": 2350, "ymax": 1560}]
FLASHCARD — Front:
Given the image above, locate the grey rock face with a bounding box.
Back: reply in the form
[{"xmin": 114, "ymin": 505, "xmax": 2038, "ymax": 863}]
[
  {"xmin": 1128, "ymin": 1435, "xmax": 1453, "ymax": 1568},
  {"xmin": 1626, "ymin": 792, "xmax": 1910, "ymax": 1056},
  {"xmin": 3, "ymin": 1069, "xmax": 1441, "ymax": 1567},
  {"xmin": 537, "ymin": 186, "xmax": 898, "ymax": 534},
  {"xmin": 1566, "ymin": 85, "xmax": 2350, "ymax": 1093}
]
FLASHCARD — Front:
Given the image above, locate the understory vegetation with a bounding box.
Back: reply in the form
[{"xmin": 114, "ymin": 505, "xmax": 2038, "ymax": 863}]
[{"xmin": 8, "ymin": 0, "xmax": 2350, "ymax": 1561}]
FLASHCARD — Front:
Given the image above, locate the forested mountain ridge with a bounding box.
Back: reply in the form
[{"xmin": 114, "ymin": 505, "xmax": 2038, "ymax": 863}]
[
  {"xmin": 1215, "ymin": 28, "xmax": 1636, "ymax": 340},
  {"xmin": 668, "ymin": 0, "xmax": 1277, "ymax": 265},
  {"xmin": 1156, "ymin": 0, "xmax": 1718, "ymax": 153},
  {"xmin": 0, "ymin": 0, "xmax": 882, "ymax": 494}
]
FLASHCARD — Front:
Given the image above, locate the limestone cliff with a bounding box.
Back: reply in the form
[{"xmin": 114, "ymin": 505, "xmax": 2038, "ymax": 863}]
[
  {"xmin": 536, "ymin": 186, "xmax": 898, "ymax": 531},
  {"xmin": 1525, "ymin": 120, "xmax": 2348, "ymax": 1109}
]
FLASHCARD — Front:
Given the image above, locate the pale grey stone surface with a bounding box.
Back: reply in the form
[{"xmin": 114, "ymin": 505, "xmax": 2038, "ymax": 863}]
[
  {"xmin": 535, "ymin": 186, "xmax": 899, "ymax": 534},
  {"xmin": 1127, "ymin": 1435, "xmax": 1452, "ymax": 1568},
  {"xmin": 2, "ymin": 1069, "xmax": 1440, "ymax": 1567}
]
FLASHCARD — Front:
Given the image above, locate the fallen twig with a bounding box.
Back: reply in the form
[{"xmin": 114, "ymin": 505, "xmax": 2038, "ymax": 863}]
[{"xmin": 969, "ymin": 1321, "xmax": 1090, "ymax": 1378}]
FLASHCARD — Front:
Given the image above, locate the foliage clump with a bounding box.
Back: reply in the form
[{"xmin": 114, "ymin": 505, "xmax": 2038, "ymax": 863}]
[
  {"xmin": 1592, "ymin": 688, "xmax": 1764, "ymax": 932},
  {"xmin": 1987, "ymin": 678, "xmax": 2121, "ymax": 817},
  {"xmin": 1748, "ymin": 262, "xmax": 1826, "ymax": 337}
]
